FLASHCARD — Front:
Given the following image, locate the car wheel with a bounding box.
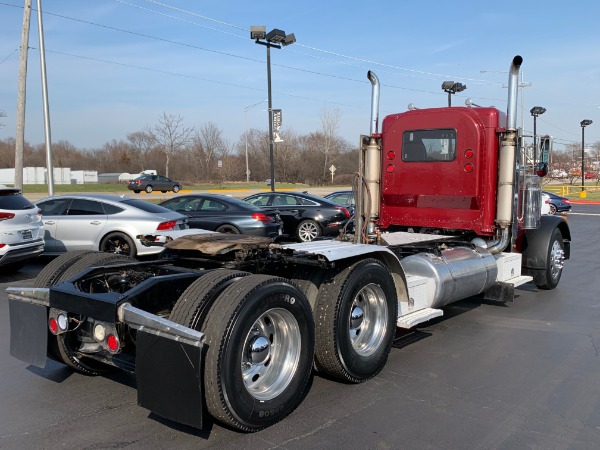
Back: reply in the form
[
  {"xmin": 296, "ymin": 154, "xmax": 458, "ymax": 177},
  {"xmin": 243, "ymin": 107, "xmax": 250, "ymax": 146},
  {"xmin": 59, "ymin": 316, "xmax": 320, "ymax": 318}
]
[
  {"xmin": 145, "ymin": 185, "xmax": 153, "ymax": 193},
  {"xmin": 549, "ymin": 204, "xmax": 557, "ymax": 215},
  {"xmin": 296, "ymin": 219, "xmax": 321, "ymax": 242},
  {"xmin": 161, "ymin": 190, "xmax": 167, "ymax": 193},
  {"xmin": 100, "ymin": 232, "xmax": 137, "ymax": 257},
  {"xmin": 216, "ymin": 224, "xmax": 241, "ymax": 234},
  {"xmin": 173, "ymin": 185, "xmax": 180, "ymax": 193},
  {"xmin": 133, "ymin": 190, "xmax": 140, "ymax": 194}
]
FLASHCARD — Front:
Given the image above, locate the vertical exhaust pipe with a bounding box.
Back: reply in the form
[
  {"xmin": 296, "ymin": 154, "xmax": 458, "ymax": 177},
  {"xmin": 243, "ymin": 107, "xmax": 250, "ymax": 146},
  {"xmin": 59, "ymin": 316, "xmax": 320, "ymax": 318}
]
[
  {"xmin": 488, "ymin": 55, "xmax": 523, "ymax": 254},
  {"xmin": 357, "ymin": 71, "xmax": 381, "ymax": 243}
]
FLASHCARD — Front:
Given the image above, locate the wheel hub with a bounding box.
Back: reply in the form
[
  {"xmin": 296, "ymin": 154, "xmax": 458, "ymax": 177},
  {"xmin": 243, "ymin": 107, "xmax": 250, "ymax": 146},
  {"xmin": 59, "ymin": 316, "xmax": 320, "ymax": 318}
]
[
  {"xmin": 350, "ymin": 305, "xmax": 364, "ymax": 329},
  {"xmin": 249, "ymin": 335, "xmax": 270, "ymax": 364}
]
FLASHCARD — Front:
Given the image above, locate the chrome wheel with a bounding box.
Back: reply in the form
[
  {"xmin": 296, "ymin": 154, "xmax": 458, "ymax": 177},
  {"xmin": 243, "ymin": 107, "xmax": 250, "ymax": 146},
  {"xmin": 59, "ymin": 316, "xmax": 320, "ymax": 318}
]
[
  {"xmin": 297, "ymin": 220, "xmax": 320, "ymax": 242},
  {"xmin": 241, "ymin": 307, "xmax": 301, "ymax": 401},
  {"xmin": 348, "ymin": 283, "xmax": 388, "ymax": 357},
  {"xmin": 549, "ymin": 239, "xmax": 565, "ymax": 280}
]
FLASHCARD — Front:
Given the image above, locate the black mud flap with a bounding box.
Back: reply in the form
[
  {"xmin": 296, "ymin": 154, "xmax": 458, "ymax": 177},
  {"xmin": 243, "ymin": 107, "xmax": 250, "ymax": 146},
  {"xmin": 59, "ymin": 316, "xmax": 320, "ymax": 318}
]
[
  {"xmin": 8, "ymin": 300, "xmax": 48, "ymax": 368},
  {"xmin": 136, "ymin": 330, "xmax": 203, "ymax": 429},
  {"xmin": 483, "ymin": 281, "xmax": 514, "ymax": 303}
]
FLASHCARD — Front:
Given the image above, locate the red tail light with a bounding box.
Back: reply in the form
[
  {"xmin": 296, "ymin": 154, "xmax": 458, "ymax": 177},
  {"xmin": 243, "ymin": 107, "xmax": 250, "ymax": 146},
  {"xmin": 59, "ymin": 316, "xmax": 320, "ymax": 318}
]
[
  {"xmin": 106, "ymin": 334, "xmax": 120, "ymax": 353},
  {"xmin": 335, "ymin": 206, "xmax": 351, "ymax": 219},
  {"xmin": 0, "ymin": 244, "xmax": 6, "ymax": 249},
  {"xmin": 0, "ymin": 212, "xmax": 16, "ymax": 221},
  {"xmin": 252, "ymin": 212, "xmax": 272, "ymax": 223},
  {"xmin": 545, "ymin": 199, "xmax": 550, "ymax": 204},
  {"xmin": 136, "ymin": 179, "xmax": 141, "ymax": 185},
  {"xmin": 564, "ymin": 199, "xmax": 570, "ymax": 204},
  {"xmin": 156, "ymin": 220, "xmax": 177, "ymax": 230}
]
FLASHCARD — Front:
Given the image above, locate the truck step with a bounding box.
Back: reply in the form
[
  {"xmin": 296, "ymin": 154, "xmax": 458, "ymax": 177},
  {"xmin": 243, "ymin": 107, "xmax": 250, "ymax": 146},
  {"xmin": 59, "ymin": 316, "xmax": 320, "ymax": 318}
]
[
  {"xmin": 397, "ymin": 307, "xmax": 443, "ymax": 329},
  {"xmin": 506, "ymin": 275, "xmax": 533, "ymax": 287}
]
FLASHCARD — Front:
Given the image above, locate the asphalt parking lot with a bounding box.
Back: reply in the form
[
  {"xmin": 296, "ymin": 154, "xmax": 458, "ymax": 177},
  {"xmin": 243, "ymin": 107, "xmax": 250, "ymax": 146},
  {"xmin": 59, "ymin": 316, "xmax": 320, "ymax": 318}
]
[{"xmin": 1, "ymin": 203, "xmax": 599, "ymax": 449}]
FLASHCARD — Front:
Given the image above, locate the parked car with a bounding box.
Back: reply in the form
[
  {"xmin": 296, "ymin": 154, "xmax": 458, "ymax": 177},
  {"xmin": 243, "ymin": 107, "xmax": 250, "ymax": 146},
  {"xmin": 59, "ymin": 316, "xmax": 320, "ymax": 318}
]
[
  {"xmin": 159, "ymin": 194, "xmax": 283, "ymax": 237},
  {"xmin": 324, "ymin": 190, "xmax": 355, "ymax": 215},
  {"xmin": 36, "ymin": 194, "xmax": 188, "ymax": 257},
  {"xmin": 542, "ymin": 191, "xmax": 572, "ymax": 215},
  {"xmin": 541, "ymin": 192, "xmax": 551, "ymax": 215},
  {"xmin": 584, "ymin": 172, "xmax": 598, "ymax": 180},
  {"xmin": 127, "ymin": 174, "xmax": 182, "ymax": 194},
  {"xmin": 243, "ymin": 191, "xmax": 351, "ymax": 242},
  {"xmin": 0, "ymin": 185, "xmax": 44, "ymax": 273}
]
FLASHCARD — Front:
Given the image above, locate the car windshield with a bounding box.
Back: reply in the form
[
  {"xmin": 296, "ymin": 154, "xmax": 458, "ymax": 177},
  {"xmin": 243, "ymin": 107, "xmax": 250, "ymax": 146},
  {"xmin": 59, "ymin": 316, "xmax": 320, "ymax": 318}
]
[{"xmin": 121, "ymin": 199, "xmax": 174, "ymax": 213}]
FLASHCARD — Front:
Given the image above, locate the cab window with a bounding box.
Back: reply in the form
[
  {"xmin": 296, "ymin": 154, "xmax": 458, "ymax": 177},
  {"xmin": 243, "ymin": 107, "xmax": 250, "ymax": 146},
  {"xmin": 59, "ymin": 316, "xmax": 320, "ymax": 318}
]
[{"xmin": 402, "ymin": 129, "xmax": 456, "ymax": 162}]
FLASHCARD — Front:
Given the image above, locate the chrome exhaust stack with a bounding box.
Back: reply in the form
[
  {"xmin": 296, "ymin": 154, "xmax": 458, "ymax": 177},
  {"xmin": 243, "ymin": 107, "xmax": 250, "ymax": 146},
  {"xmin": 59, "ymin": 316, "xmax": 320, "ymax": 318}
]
[
  {"xmin": 356, "ymin": 71, "xmax": 382, "ymax": 243},
  {"xmin": 489, "ymin": 55, "xmax": 522, "ymax": 254}
]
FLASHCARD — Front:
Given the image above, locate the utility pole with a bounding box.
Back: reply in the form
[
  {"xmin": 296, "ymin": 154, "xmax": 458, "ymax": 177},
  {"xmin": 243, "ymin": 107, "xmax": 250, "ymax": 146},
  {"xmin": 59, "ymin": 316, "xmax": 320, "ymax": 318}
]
[{"xmin": 15, "ymin": 0, "xmax": 32, "ymax": 191}]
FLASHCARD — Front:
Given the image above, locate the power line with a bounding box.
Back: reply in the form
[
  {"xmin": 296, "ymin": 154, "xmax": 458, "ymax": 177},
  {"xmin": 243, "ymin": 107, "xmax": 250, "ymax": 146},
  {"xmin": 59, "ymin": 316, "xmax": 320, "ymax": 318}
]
[{"xmin": 0, "ymin": 47, "xmax": 18, "ymax": 66}]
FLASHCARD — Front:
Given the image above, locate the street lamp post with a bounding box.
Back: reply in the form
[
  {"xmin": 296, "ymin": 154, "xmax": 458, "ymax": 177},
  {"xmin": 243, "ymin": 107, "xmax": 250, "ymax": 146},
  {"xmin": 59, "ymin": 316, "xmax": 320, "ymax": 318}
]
[
  {"xmin": 244, "ymin": 100, "xmax": 267, "ymax": 183},
  {"xmin": 580, "ymin": 119, "xmax": 593, "ymax": 193},
  {"xmin": 530, "ymin": 106, "xmax": 546, "ymax": 166},
  {"xmin": 441, "ymin": 81, "xmax": 466, "ymax": 107},
  {"xmin": 250, "ymin": 26, "xmax": 296, "ymax": 192}
]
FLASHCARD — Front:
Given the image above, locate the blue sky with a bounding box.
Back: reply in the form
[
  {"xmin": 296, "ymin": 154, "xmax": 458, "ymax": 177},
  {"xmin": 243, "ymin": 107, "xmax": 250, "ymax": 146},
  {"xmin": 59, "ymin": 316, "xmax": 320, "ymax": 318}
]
[{"xmin": 1, "ymin": 0, "xmax": 599, "ymax": 153}]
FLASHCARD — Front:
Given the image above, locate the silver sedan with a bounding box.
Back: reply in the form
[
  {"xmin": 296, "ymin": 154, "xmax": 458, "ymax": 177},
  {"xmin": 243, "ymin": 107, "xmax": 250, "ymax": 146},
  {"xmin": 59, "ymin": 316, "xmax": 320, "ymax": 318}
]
[{"xmin": 36, "ymin": 194, "xmax": 188, "ymax": 257}]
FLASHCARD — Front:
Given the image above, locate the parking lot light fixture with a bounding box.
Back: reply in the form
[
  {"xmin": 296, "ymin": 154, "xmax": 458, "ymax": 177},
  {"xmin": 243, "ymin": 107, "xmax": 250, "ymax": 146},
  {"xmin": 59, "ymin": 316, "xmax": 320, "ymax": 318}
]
[
  {"xmin": 441, "ymin": 81, "xmax": 466, "ymax": 107},
  {"xmin": 580, "ymin": 119, "xmax": 593, "ymax": 194},
  {"xmin": 251, "ymin": 26, "xmax": 296, "ymax": 192}
]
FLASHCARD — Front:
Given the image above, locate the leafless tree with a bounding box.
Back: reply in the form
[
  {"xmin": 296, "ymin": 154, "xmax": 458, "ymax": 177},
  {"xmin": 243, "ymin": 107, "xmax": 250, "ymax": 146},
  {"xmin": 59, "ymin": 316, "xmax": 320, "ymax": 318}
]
[
  {"xmin": 319, "ymin": 107, "xmax": 342, "ymax": 180},
  {"xmin": 127, "ymin": 130, "xmax": 156, "ymax": 171},
  {"xmin": 190, "ymin": 122, "xmax": 227, "ymax": 180},
  {"xmin": 149, "ymin": 112, "xmax": 194, "ymax": 177},
  {"xmin": 0, "ymin": 110, "xmax": 5, "ymax": 128}
]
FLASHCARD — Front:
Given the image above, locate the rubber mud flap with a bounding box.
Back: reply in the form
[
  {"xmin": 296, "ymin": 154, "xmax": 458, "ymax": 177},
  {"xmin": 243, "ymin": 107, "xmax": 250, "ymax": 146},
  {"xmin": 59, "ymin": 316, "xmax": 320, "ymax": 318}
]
[
  {"xmin": 8, "ymin": 300, "xmax": 48, "ymax": 368},
  {"xmin": 136, "ymin": 330, "xmax": 203, "ymax": 429}
]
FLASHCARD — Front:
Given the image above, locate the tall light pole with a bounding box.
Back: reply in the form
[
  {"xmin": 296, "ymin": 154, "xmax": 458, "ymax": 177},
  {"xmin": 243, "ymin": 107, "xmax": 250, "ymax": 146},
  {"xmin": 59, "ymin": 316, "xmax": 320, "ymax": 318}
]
[
  {"xmin": 580, "ymin": 119, "xmax": 593, "ymax": 193},
  {"xmin": 441, "ymin": 81, "xmax": 466, "ymax": 106},
  {"xmin": 251, "ymin": 26, "xmax": 296, "ymax": 191},
  {"xmin": 244, "ymin": 100, "xmax": 267, "ymax": 183},
  {"xmin": 530, "ymin": 106, "xmax": 546, "ymax": 166}
]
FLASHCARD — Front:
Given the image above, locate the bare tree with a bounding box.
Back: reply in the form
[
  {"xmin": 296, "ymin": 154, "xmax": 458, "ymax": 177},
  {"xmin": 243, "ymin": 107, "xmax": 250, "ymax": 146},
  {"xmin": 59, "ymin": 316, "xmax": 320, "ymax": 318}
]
[
  {"xmin": 190, "ymin": 122, "xmax": 227, "ymax": 180},
  {"xmin": 0, "ymin": 110, "xmax": 5, "ymax": 128},
  {"xmin": 319, "ymin": 107, "xmax": 342, "ymax": 180},
  {"xmin": 149, "ymin": 112, "xmax": 194, "ymax": 177},
  {"xmin": 127, "ymin": 130, "xmax": 156, "ymax": 171}
]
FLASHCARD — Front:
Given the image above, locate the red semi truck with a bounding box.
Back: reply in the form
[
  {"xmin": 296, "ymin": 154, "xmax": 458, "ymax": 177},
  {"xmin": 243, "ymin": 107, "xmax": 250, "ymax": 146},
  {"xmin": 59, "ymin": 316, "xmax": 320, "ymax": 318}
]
[{"xmin": 7, "ymin": 55, "xmax": 570, "ymax": 432}]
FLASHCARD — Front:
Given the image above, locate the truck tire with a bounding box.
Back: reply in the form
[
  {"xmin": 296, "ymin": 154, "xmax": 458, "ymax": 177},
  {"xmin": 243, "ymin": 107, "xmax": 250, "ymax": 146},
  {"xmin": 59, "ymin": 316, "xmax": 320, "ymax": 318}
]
[
  {"xmin": 169, "ymin": 269, "xmax": 250, "ymax": 328},
  {"xmin": 313, "ymin": 258, "xmax": 397, "ymax": 383},
  {"xmin": 290, "ymin": 266, "xmax": 328, "ymax": 310},
  {"xmin": 34, "ymin": 250, "xmax": 97, "ymax": 288},
  {"xmin": 201, "ymin": 274, "xmax": 314, "ymax": 431},
  {"xmin": 53, "ymin": 252, "xmax": 136, "ymax": 375},
  {"xmin": 533, "ymin": 227, "xmax": 565, "ymax": 290}
]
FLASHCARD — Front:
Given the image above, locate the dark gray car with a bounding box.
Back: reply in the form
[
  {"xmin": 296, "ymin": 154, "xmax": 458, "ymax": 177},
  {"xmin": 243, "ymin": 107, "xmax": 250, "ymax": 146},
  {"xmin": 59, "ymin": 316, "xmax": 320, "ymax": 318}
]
[{"xmin": 127, "ymin": 175, "xmax": 182, "ymax": 194}]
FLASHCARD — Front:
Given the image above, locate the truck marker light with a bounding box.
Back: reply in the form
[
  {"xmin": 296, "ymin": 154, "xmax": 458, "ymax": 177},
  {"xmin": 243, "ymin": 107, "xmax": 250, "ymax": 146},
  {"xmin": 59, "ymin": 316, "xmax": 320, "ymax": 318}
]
[
  {"xmin": 49, "ymin": 317, "xmax": 58, "ymax": 334},
  {"xmin": 464, "ymin": 163, "xmax": 474, "ymax": 173},
  {"xmin": 387, "ymin": 150, "xmax": 396, "ymax": 160},
  {"xmin": 386, "ymin": 164, "xmax": 394, "ymax": 173},
  {"xmin": 464, "ymin": 149, "xmax": 474, "ymax": 158},
  {"xmin": 57, "ymin": 314, "xmax": 68, "ymax": 331},
  {"xmin": 94, "ymin": 323, "xmax": 106, "ymax": 341},
  {"xmin": 107, "ymin": 335, "xmax": 120, "ymax": 352}
]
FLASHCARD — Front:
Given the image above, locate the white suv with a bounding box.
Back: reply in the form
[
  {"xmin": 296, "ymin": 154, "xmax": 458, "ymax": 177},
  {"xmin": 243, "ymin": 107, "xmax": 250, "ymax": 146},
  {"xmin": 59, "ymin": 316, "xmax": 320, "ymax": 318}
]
[{"xmin": 0, "ymin": 185, "xmax": 44, "ymax": 273}]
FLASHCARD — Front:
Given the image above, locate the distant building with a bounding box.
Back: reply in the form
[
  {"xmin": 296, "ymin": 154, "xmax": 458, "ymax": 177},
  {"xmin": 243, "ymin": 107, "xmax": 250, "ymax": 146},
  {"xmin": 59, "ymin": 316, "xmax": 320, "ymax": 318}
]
[{"xmin": 0, "ymin": 167, "xmax": 98, "ymax": 185}]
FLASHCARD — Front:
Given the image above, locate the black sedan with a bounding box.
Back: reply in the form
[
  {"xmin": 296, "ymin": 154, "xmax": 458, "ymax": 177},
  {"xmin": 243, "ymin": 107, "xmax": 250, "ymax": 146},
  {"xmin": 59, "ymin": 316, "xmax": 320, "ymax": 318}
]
[
  {"xmin": 243, "ymin": 191, "xmax": 351, "ymax": 242},
  {"xmin": 543, "ymin": 191, "xmax": 572, "ymax": 215},
  {"xmin": 127, "ymin": 175, "xmax": 182, "ymax": 194},
  {"xmin": 159, "ymin": 194, "xmax": 283, "ymax": 237}
]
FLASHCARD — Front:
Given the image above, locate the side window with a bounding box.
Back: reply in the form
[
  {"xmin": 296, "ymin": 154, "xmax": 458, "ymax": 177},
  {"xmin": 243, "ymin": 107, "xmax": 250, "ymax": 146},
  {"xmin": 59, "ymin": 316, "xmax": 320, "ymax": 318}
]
[
  {"xmin": 201, "ymin": 200, "xmax": 226, "ymax": 212},
  {"xmin": 38, "ymin": 198, "xmax": 70, "ymax": 216},
  {"xmin": 298, "ymin": 197, "xmax": 318, "ymax": 206},
  {"xmin": 67, "ymin": 199, "xmax": 105, "ymax": 216},
  {"xmin": 102, "ymin": 203, "xmax": 124, "ymax": 215},
  {"xmin": 402, "ymin": 129, "xmax": 456, "ymax": 162},
  {"xmin": 247, "ymin": 195, "xmax": 270, "ymax": 206}
]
